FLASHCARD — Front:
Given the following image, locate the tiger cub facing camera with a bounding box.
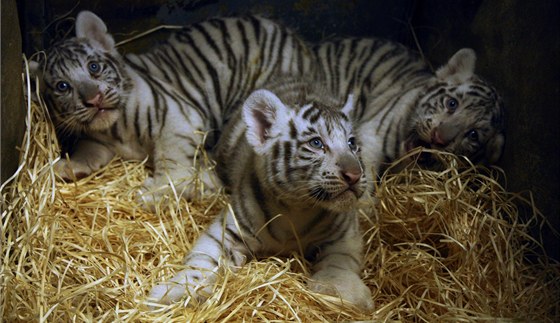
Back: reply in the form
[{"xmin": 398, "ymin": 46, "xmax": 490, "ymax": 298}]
[
  {"xmin": 148, "ymin": 79, "xmax": 374, "ymax": 311},
  {"xmin": 30, "ymin": 11, "xmax": 312, "ymax": 206}
]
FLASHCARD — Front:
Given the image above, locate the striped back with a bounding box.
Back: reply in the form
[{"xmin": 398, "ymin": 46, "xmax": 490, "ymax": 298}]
[{"xmin": 125, "ymin": 15, "xmax": 314, "ymax": 145}]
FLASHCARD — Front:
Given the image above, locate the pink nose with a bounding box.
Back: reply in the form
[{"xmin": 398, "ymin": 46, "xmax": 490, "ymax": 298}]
[
  {"xmin": 341, "ymin": 170, "xmax": 361, "ymax": 186},
  {"xmin": 431, "ymin": 129, "xmax": 446, "ymax": 146},
  {"xmin": 86, "ymin": 93, "xmax": 103, "ymax": 107}
]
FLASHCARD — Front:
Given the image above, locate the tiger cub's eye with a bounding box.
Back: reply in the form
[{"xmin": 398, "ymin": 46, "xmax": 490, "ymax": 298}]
[
  {"xmin": 445, "ymin": 97, "xmax": 459, "ymax": 112},
  {"xmin": 348, "ymin": 137, "xmax": 357, "ymax": 151},
  {"xmin": 309, "ymin": 137, "xmax": 324, "ymax": 149},
  {"xmin": 88, "ymin": 62, "xmax": 101, "ymax": 73},
  {"xmin": 56, "ymin": 81, "xmax": 71, "ymax": 92},
  {"xmin": 466, "ymin": 129, "xmax": 479, "ymax": 142}
]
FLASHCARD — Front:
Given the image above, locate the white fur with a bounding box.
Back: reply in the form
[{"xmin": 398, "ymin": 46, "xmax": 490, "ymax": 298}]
[
  {"xmin": 75, "ymin": 11, "xmax": 115, "ymax": 52},
  {"xmin": 243, "ymin": 89, "xmax": 293, "ymax": 154},
  {"xmin": 341, "ymin": 94, "xmax": 355, "ymax": 116},
  {"xmin": 436, "ymin": 48, "xmax": 477, "ymax": 83},
  {"xmin": 149, "ymin": 83, "xmax": 373, "ymax": 312}
]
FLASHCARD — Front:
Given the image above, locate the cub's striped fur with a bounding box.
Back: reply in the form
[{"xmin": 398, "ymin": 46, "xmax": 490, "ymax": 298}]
[
  {"xmin": 148, "ymin": 79, "xmax": 373, "ymax": 311},
  {"xmin": 314, "ymin": 38, "xmax": 505, "ymax": 178},
  {"xmin": 31, "ymin": 11, "xmax": 313, "ymax": 204}
]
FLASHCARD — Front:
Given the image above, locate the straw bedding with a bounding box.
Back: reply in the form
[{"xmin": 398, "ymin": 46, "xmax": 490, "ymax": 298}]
[{"xmin": 1, "ymin": 64, "xmax": 559, "ymax": 322}]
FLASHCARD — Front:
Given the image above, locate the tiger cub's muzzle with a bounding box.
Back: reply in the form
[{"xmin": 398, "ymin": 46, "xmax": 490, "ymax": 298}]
[
  {"xmin": 430, "ymin": 122, "xmax": 461, "ymax": 147},
  {"xmin": 335, "ymin": 153, "xmax": 364, "ymax": 197}
]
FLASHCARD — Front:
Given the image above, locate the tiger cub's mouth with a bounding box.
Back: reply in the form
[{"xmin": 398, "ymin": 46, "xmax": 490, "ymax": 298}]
[
  {"xmin": 310, "ymin": 184, "xmax": 364, "ymax": 203},
  {"xmin": 81, "ymin": 104, "xmax": 121, "ymax": 131},
  {"xmin": 83, "ymin": 93, "xmax": 119, "ymax": 115},
  {"xmin": 404, "ymin": 136, "xmax": 438, "ymax": 167}
]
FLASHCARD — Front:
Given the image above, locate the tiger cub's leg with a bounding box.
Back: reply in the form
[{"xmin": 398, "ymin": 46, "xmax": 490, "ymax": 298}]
[
  {"xmin": 148, "ymin": 211, "xmax": 252, "ymax": 305},
  {"xmin": 54, "ymin": 139, "xmax": 115, "ymax": 180},
  {"xmin": 308, "ymin": 215, "xmax": 374, "ymax": 311},
  {"xmin": 138, "ymin": 121, "xmax": 221, "ymax": 207},
  {"xmin": 139, "ymin": 158, "xmax": 220, "ymax": 208}
]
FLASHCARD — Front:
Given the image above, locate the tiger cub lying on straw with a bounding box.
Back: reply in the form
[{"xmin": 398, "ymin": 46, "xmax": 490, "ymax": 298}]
[
  {"xmin": 148, "ymin": 79, "xmax": 374, "ymax": 311},
  {"xmin": 314, "ymin": 38, "xmax": 506, "ymax": 175},
  {"xmin": 30, "ymin": 11, "xmax": 312, "ymax": 205}
]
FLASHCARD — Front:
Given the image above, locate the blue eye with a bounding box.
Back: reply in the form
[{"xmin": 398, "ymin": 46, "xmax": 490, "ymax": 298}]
[
  {"xmin": 88, "ymin": 62, "xmax": 100, "ymax": 73},
  {"xmin": 309, "ymin": 138, "xmax": 324, "ymax": 149},
  {"xmin": 56, "ymin": 81, "xmax": 71, "ymax": 92},
  {"xmin": 445, "ymin": 97, "xmax": 459, "ymax": 112},
  {"xmin": 348, "ymin": 137, "xmax": 357, "ymax": 151}
]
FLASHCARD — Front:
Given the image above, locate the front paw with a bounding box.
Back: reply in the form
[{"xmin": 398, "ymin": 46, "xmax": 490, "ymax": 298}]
[
  {"xmin": 137, "ymin": 176, "xmax": 168, "ymax": 210},
  {"xmin": 148, "ymin": 281, "xmax": 189, "ymax": 306},
  {"xmin": 309, "ymin": 269, "xmax": 374, "ymax": 312},
  {"xmin": 54, "ymin": 159, "xmax": 92, "ymax": 181},
  {"xmin": 148, "ymin": 268, "xmax": 214, "ymax": 307}
]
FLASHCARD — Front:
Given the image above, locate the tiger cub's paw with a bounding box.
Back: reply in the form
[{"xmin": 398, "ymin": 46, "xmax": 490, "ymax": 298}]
[
  {"xmin": 147, "ymin": 268, "xmax": 213, "ymax": 308},
  {"xmin": 136, "ymin": 176, "xmax": 170, "ymax": 211},
  {"xmin": 309, "ymin": 269, "xmax": 374, "ymax": 312},
  {"xmin": 54, "ymin": 159, "xmax": 92, "ymax": 181},
  {"xmin": 137, "ymin": 170, "xmax": 221, "ymax": 210}
]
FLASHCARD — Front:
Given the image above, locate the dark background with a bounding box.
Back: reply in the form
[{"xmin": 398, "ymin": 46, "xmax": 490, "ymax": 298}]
[{"xmin": 3, "ymin": 0, "xmax": 559, "ymax": 259}]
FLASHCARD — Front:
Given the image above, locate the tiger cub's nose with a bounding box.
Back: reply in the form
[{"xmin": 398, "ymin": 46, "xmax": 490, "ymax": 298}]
[
  {"xmin": 341, "ymin": 169, "xmax": 361, "ymax": 186},
  {"xmin": 338, "ymin": 154, "xmax": 362, "ymax": 186},
  {"xmin": 85, "ymin": 93, "xmax": 103, "ymax": 107}
]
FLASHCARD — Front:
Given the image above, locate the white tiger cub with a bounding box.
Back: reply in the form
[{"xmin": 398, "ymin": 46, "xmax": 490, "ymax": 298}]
[
  {"xmin": 148, "ymin": 79, "xmax": 374, "ymax": 311},
  {"xmin": 30, "ymin": 11, "xmax": 214, "ymax": 204},
  {"xmin": 30, "ymin": 11, "xmax": 312, "ymax": 205},
  {"xmin": 315, "ymin": 38, "xmax": 505, "ymax": 177}
]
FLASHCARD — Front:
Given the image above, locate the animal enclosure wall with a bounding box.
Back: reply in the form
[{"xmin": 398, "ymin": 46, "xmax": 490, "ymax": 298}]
[{"xmin": 13, "ymin": 0, "xmax": 560, "ymax": 260}]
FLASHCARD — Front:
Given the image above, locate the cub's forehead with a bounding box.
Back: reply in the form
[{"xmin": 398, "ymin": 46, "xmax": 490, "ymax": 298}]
[
  {"xmin": 449, "ymin": 79, "xmax": 504, "ymax": 129},
  {"xmin": 295, "ymin": 102, "xmax": 353, "ymax": 133},
  {"xmin": 43, "ymin": 39, "xmax": 105, "ymax": 79},
  {"xmin": 297, "ymin": 102, "xmax": 349, "ymax": 121},
  {"xmin": 46, "ymin": 39, "xmax": 100, "ymax": 66},
  {"xmin": 446, "ymin": 77, "xmax": 499, "ymax": 100}
]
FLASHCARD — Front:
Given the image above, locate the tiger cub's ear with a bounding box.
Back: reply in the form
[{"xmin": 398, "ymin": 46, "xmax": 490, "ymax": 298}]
[
  {"xmin": 27, "ymin": 59, "xmax": 44, "ymax": 102},
  {"xmin": 243, "ymin": 89, "xmax": 292, "ymax": 155},
  {"xmin": 75, "ymin": 11, "xmax": 115, "ymax": 52},
  {"xmin": 485, "ymin": 132, "xmax": 505, "ymax": 164},
  {"xmin": 341, "ymin": 94, "xmax": 355, "ymax": 117},
  {"xmin": 436, "ymin": 48, "xmax": 476, "ymax": 83}
]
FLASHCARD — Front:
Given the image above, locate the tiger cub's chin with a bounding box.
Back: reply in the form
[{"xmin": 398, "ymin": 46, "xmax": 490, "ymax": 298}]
[
  {"xmin": 87, "ymin": 108, "xmax": 121, "ymax": 132},
  {"xmin": 315, "ymin": 187, "xmax": 365, "ymax": 213}
]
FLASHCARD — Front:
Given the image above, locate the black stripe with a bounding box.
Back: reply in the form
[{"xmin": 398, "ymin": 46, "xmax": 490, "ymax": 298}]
[
  {"xmin": 282, "ymin": 141, "xmax": 292, "ymax": 179},
  {"xmin": 193, "ymin": 23, "xmax": 223, "ymax": 62}
]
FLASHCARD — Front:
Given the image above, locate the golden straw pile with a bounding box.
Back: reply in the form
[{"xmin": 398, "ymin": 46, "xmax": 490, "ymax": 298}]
[{"xmin": 1, "ymin": 64, "xmax": 559, "ymax": 322}]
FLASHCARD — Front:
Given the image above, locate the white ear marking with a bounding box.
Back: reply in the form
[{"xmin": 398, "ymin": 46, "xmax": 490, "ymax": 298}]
[
  {"xmin": 75, "ymin": 11, "xmax": 115, "ymax": 51},
  {"xmin": 435, "ymin": 48, "xmax": 477, "ymax": 82}
]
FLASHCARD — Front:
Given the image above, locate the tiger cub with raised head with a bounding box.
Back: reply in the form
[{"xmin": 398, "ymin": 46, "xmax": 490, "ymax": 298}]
[
  {"xmin": 315, "ymin": 38, "xmax": 505, "ymax": 177},
  {"xmin": 148, "ymin": 78, "xmax": 374, "ymax": 311},
  {"xmin": 30, "ymin": 11, "xmax": 312, "ymax": 205}
]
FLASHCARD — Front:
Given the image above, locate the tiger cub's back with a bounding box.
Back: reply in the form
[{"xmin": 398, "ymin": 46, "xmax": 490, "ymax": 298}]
[
  {"xmin": 125, "ymin": 16, "xmax": 315, "ymax": 140},
  {"xmin": 314, "ymin": 37, "xmax": 431, "ymax": 118}
]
